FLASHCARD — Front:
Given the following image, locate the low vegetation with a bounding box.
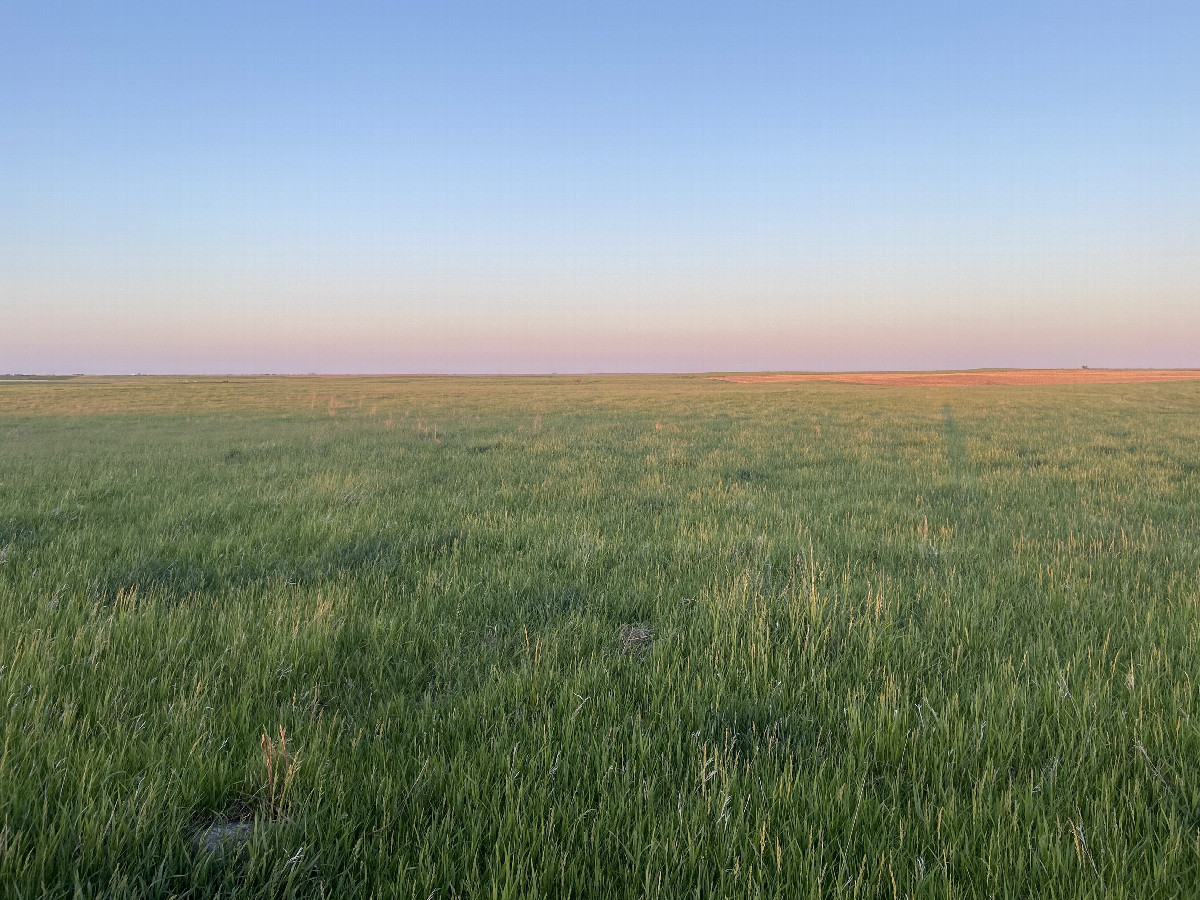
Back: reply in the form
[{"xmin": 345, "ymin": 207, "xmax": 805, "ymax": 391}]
[{"xmin": 2, "ymin": 375, "xmax": 1198, "ymax": 898}]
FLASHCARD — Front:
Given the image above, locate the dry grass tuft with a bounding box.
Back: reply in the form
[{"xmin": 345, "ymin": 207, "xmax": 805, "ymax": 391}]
[
  {"xmin": 619, "ymin": 624, "xmax": 654, "ymax": 653},
  {"xmin": 261, "ymin": 726, "xmax": 299, "ymax": 818}
]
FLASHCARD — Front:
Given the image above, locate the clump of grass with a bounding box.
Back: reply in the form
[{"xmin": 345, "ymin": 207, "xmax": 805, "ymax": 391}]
[
  {"xmin": 191, "ymin": 726, "xmax": 299, "ymax": 858},
  {"xmin": 260, "ymin": 726, "xmax": 299, "ymax": 820}
]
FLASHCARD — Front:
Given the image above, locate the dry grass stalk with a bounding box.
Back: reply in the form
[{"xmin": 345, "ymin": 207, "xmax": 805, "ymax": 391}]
[{"xmin": 261, "ymin": 725, "xmax": 299, "ymax": 818}]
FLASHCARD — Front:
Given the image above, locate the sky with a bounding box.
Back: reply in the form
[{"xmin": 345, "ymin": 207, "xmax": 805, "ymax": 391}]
[{"xmin": 2, "ymin": 1, "xmax": 1198, "ymax": 374}]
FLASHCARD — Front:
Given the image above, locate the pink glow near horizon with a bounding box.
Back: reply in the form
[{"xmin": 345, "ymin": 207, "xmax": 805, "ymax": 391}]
[{"xmin": 4, "ymin": 251, "xmax": 1198, "ymax": 374}]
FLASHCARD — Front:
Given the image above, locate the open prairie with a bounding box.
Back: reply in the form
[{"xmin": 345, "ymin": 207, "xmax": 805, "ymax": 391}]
[
  {"xmin": 716, "ymin": 369, "xmax": 1200, "ymax": 386},
  {"xmin": 2, "ymin": 375, "xmax": 1199, "ymax": 898}
]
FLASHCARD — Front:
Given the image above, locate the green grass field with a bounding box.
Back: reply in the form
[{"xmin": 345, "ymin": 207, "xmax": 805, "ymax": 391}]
[{"xmin": 2, "ymin": 375, "xmax": 1198, "ymax": 898}]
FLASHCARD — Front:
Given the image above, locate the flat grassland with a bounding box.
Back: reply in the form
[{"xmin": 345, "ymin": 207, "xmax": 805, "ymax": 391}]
[
  {"xmin": 717, "ymin": 369, "xmax": 1200, "ymax": 386},
  {"xmin": 2, "ymin": 375, "xmax": 1199, "ymax": 898}
]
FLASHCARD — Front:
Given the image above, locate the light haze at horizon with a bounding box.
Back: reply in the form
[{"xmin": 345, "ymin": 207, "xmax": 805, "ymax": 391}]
[{"xmin": 2, "ymin": 1, "xmax": 1198, "ymax": 374}]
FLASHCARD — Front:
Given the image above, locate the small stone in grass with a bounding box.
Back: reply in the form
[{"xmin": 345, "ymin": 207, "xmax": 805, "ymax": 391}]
[{"xmin": 194, "ymin": 820, "xmax": 254, "ymax": 855}]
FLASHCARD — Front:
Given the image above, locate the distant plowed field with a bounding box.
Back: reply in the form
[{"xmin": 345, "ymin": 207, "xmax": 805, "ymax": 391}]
[{"xmin": 717, "ymin": 368, "xmax": 1200, "ymax": 385}]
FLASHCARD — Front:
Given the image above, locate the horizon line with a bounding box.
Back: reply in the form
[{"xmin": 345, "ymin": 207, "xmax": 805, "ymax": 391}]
[{"xmin": 5, "ymin": 367, "xmax": 1200, "ymax": 379}]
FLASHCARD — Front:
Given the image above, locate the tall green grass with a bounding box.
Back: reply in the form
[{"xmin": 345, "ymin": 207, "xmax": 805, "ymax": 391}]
[{"xmin": 1, "ymin": 376, "xmax": 1198, "ymax": 898}]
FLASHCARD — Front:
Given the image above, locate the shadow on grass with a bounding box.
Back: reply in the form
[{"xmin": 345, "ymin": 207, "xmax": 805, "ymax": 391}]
[{"xmin": 90, "ymin": 530, "xmax": 466, "ymax": 601}]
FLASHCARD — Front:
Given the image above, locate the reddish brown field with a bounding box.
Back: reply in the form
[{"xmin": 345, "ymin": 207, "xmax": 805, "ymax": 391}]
[{"xmin": 715, "ymin": 369, "xmax": 1200, "ymax": 386}]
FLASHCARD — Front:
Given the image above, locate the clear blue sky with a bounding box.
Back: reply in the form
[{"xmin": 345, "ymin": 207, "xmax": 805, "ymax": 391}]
[{"xmin": 2, "ymin": 1, "xmax": 1197, "ymax": 373}]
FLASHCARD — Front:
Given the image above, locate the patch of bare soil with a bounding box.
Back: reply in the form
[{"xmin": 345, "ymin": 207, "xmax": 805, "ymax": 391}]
[{"xmin": 715, "ymin": 370, "xmax": 1200, "ymax": 386}]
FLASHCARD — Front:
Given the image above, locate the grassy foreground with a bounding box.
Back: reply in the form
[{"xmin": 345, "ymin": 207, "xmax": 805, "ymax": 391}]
[{"xmin": 2, "ymin": 375, "xmax": 1199, "ymax": 899}]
